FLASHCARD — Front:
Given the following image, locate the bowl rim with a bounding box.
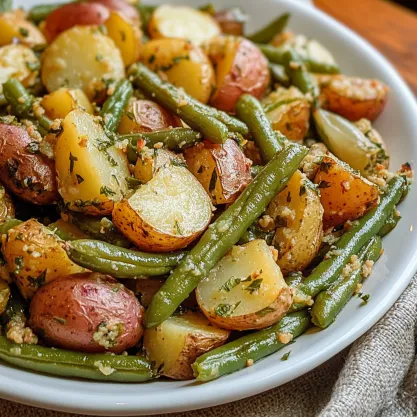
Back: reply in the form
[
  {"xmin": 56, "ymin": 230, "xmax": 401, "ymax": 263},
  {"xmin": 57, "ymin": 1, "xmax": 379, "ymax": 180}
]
[{"xmin": 1, "ymin": 1, "xmax": 417, "ymax": 415}]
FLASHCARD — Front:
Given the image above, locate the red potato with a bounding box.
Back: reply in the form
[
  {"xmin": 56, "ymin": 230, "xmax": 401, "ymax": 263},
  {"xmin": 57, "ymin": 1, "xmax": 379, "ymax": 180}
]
[
  {"xmin": 205, "ymin": 37, "xmax": 270, "ymax": 113},
  {"xmin": 0, "ymin": 124, "xmax": 59, "ymax": 205},
  {"xmin": 29, "ymin": 273, "xmax": 144, "ymax": 354},
  {"xmin": 91, "ymin": 0, "xmax": 140, "ymax": 23},
  {"xmin": 44, "ymin": 3, "xmax": 111, "ymax": 43}
]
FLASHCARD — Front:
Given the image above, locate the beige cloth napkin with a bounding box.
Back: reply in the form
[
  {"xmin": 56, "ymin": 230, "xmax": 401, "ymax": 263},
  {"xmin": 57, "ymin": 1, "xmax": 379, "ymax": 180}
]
[{"xmin": 1, "ymin": 275, "xmax": 416, "ymax": 417}]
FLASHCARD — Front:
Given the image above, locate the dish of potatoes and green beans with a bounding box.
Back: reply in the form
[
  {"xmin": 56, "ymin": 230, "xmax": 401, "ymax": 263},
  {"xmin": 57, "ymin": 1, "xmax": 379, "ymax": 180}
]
[{"xmin": 0, "ymin": 0, "xmax": 412, "ymax": 383}]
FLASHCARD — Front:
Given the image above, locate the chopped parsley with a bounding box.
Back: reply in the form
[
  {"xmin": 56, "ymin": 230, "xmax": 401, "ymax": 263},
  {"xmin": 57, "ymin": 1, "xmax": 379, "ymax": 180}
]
[
  {"xmin": 299, "ymin": 185, "xmax": 306, "ymax": 196},
  {"xmin": 26, "ymin": 142, "xmax": 40, "ymax": 154},
  {"xmin": 26, "ymin": 61, "xmax": 40, "ymax": 72},
  {"xmin": 256, "ymin": 306, "xmax": 276, "ymax": 317},
  {"xmin": 76, "ymin": 174, "xmax": 84, "ymax": 184},
  {"xmin": 209, "ymin": 169, "xmax": 218, "ymax": 194},
  {"xmin": 69, "ymin": 152, "xmax": 78, "ymax": 173},
  {"xmin": 220, "ymin": 276, "xmax": 243, "ymax": 292},
  {"xmin": 96, "ymin": 53, "xmax": 103, "ymax": 62},
  {"xmin": 214, "ymin": 301, "xmax": 241, "ymax": 317},
  {"xmin": 286, "ymin": 191, "xmax": 292, "ymax": 203},
  {"xmin": 27, "ymin": 270, "xmax": 47, "ymax": 289},
  {"xmin": 18, "ymin": 27, "xmax": 29, "ymax": 37},
  {"xmin": 281, "ymin": 351, "xmax": 291, "ymax": 361},
  {"xmin": 318, "ymin": 180, "xmax": 331, "ymax": 189},
  {"xmin": 100, "ymin": 185, "xmax": 116, "ymax": 197},
  {"xmin": 174, "ymin": 220, "xmax": 183, "ymax": 235},
  {"xmin": 358, "ymin": 293, "xmax": 370, "ymax": 305},
  {"xmin": 125, "ymin": 176, "xmax": 142, "ymax": 190},
  {"xmin": 245, "ymin": 278, "xmax": 263, "ymax": 294},
  {"xmin": 14, "ymin": 256, "xmax": 24, "ymax": 274},
  {"xmin": 53, "ymin": 316, "xmax": 67, "ymax": 325},
  {"xmin": 319, "ymin": 160, "xmax": 332, "ymax": 173}
]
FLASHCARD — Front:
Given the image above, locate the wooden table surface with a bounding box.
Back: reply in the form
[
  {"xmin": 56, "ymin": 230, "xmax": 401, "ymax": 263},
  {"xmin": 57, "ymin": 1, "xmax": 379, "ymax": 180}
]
[{"xmin": 315, "ymin": 0, "xmax": 417, "ymax": 95}]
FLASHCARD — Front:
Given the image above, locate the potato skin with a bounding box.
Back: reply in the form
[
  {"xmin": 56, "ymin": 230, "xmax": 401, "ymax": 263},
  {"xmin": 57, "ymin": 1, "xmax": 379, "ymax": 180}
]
[
  {"xmin": 316, "ymin": 75, "xmax": 389, "ymax": 122},
  {"xmin": 29, "ymin": 272, "xmax": 144, "ymax": 353},
  {"xmin": 0, "ymin": 124, "xmax": 59, "ymax": 205},
  {"xmin": 207, "ymin": 37, "xmax": 270, "ymax": 113},
  {"xmin": 44, "ymin": 3, "xmax": 111, "ymax": 43},
  {"xmin": 1, "ymin": 219, "xmax": 85, "ymax": 299},
  {"xmin": 215, "ymin": 9, "xmax": 244, "ymax": 36},
  {"xmin": 92, "ymin": 0, "xmax": 140, "ymax": 23}
]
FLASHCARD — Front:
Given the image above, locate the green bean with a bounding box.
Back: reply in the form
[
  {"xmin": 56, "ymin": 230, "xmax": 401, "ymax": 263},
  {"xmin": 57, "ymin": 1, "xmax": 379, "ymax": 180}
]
[
  {"xmin": 192, "ymin": 310, "xmax": 310, "ymax": 381},
  {"xmin": 135, "ymin": 4, "xmax": 156, "ymax": 36},
  {"xmin": 236, "ymin": 94, "xmax": 282, "ymax": 162},
  {"xmin": 28, "ymin": 3, "xmax": 62, "ymax": 23},
  {"xmin": 282, "ymin": 49, "xmax": 318, "ymax": 97},
  {"xmin": 0, "ymin": 0, "xmax": 12, "ymax": 13},
  {"xmin": 378, "ymin": 208, "xmax": 401, "ymax": 237},
  {"xmin": 145, "ymin": 142, "xmax": 307, "ymax": 328},
  {"xmin": 258, "ymin": 44, "xmax": 340, "ymax": 74},
  {"xmin": 199, "ymin": 3, "xmax": 216, "ymax": 14},
  {"xmin": 296, "ymin": 176, "xmax": 404, "ymax": 301},
  {"xmin": 311, "ymin": 236, "xmax": 382, "ymax": 328},
  {"xmin": 269, "ymin": 63, "xmax": 290, "ymax": 87},
  {"xmin": 247, "ymin": 13, "xmax": 290, "ymax": 44},
  {"xmin": 0, "ymin": 94, "xmax": 7, "ymax": 107},
  {"xmin": 0, "ymin": 336, "xmax": 153, "ymax": 382},
  {"xmin": 285, "ymin": 271, "xmax": 304, "ymax": 287},
  {"xmin": 250, "ymin": 164, "xmax": 263, "ymax": 178},
  {"xmin": 67, "ymin": 239, "xmax": 186, "ymax": 278},
  {"xmin": 0, "ymin": 219, "xmax": 22, "ymax": 235},
  {"xmin": 99, "ymin": 79, "xmax": 133, "ymax": 132}
]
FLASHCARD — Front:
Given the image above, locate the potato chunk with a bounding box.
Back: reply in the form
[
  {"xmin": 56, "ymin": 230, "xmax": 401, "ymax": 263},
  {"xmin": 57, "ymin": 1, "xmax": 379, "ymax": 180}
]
[
  {"xmin": 266, "ymin": 170, "xmax": 323, "ymax": 274},
  {"xmin": 314, "ymin": 156, "xmax": 379, "ymax": 229},
  {"xmin": 196, "ymin": 240, "xmax": 292, "ymax": 330},
  {"xmin": 55, "ymin": 109, "xmax": 130, "ymax": 216},
  {"xmin": 113, "ymin": 165, "xmax": 213, "ymax": 252},
  {"xmin": 42, "ymin": 26, "xmax": 125, "ymax": 101},
  {"xmin": 143, "ymin": 311, "xmax": 230, "ymax": 380},
  {"xmin": 1, "ymin": 219, "xmax": 84, "ymax": 299},
  {"xmin": 184, "ymin": 139, "xmax": 252, "ymax": 205}
]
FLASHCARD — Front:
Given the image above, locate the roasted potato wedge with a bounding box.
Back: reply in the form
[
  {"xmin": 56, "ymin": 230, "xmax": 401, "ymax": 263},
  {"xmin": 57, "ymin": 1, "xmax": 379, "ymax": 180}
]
[
  {"xmin": 105, "ymin": 11, "xmax": 142, "ymax": 67},
  {"xmin": 262, "ymin": 86, "xmax": 311, "ymax": 142},
  {"xmin": 0, "ymin": 45, "xmax": 39, "ymax": 92},
  {"xmin": 1, "ymin": 219, "xmax": 85, "ymax": 299},
  {"xmin": 113, "ymin": 165, "xmax": 213, "ymax": 252},
  {"xmin": 196, "ymin": 239, "xmax": 292, "ymax": 330},
  {"xmin": 0, "ymin": 124, "xmax": 59, "ymax": 205},
  {"xmin": 266, "ymin": 170, "xmax": 323, "ymax": 274},
  {"xmin": 141, "ymin": 39, "xmax": 215, "ymax": 103},
  {"xmin": 42, "ymin": 26, "xmax": 125, "ymax": 102},
  {"xmin": 118, "ymin": 99, "xmax": 181, "ymax": 134},
  {"xmin": 205, "ymin": 36, "xmax": 269, "ymax": 113},
  {"xmin": 0, "ymin": 184, "xmax": 14, "ymax": 222},
  {"xmin": 143, "ymin": 310, "xmax": 230, "ymax": 380},
  {"xmin": 184, "ymin": 139, "xmax": 252, "ymax": 205},
  {"xmin": 314, "ymin": 156, "xmax": 379, "ymax": 229},
  {"xmin": 41, "ymin": 88, "xmax": 94, "ymax": 120},
  {"xmin": 29, "ymin": 272, "xmax": 144, "ymax": 353},
  {"xmin": 55, "ymin": 109, "xmax": 130, "ymax": 216},
  {"xmin": 0, "ymin": 10, "xmax": 46, "ymax": 47},
  {"xmin": 148, "ymin": 5, "xmax": 220, "ymax": 45},
  {"xmin": 44, "ymin": 2, "xmax": 111, "ymax": 43},
  {"xmin": 316, "ymin": 75, "xmax": 389, "ymax": 122}
]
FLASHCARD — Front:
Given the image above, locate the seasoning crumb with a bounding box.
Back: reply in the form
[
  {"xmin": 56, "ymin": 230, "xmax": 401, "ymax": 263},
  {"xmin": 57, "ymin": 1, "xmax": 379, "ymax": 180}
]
[
  {"xmin": 277, "ymin": 332, "xmax": 293, "ymax": 344},
  {"xmin": 246, "ymin": 359, "xmax": 254, "ymax": 367},
  {"xmin": 94, "ymin": 360, "xmax": 115, "ymax": 376}
]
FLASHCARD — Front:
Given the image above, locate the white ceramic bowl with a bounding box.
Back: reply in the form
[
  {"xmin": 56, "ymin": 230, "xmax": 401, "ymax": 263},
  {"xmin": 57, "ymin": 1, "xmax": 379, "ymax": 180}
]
[{"xmin": 3, "ymin": 0, "xmax": 417, "ymax": 415}]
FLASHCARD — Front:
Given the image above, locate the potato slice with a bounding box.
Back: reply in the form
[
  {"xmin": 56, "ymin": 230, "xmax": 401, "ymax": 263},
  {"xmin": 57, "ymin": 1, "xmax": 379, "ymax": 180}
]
[
  {"xmin": 266, "ymin": 170, "xmax": 323, "ymax": 274},
  {"xmin": 41, "ymin": 26, "xmax": 125, "ymax": 102},
  {"xmin": 148, "ymin": 5, "xmax": 220, "ymax": 45},
  {"xmin": 41, "ymin": 88, "xmax": 93, "ymax": 120},
  {"xmin": 316, "ymin": 74, "xmax": 388, "ymax": 122},
  {"xmin": 262, "ymin": 86, "xmax": 311, "ymax": 142},
  {"xmin": 55, "ymin": 109, "xmax": 130, "ymax": 216},
  {"xmin": 184, "ymin": 139, "xmax": 252, "ymax": 205},
  {"xmin": 105, "ymin": 11, "xmax": 142, "ymax": 67},
  {"xmin": 0, "ymin": 10, "xmax": 46, "ymax": 47},
  {"xmin": 204, "ymin": 36, "xmax": 269, "ymax": 113},
  {"xmin": 1, "ymin": 219, "xmax": 85, "ymax": 299},
  {"xmin": 143, "ymin": 311, "xmax": 230, "ymax": 380},
  {"xmin": 141, "ymin": 38, "xmax": 215, "ymax": 103},
  {"xmin": 314, "ymin": 156, "xmax": 379, "ymax": 229},
  {"xmin": 0, "ymin": 45, "xmax": 39, "ymax": 92},
  {"xmin": 112, "ymin": 165, "xmax": 213, "ymax": 252},
  {"xmin": 196, "ymin": 239, "xmax": 292, "ymax": 330}
]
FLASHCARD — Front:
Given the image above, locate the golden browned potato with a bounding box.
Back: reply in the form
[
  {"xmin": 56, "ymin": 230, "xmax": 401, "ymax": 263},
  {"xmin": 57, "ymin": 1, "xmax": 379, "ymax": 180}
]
[
  {"xmin": 118, "ymin": 99, "xmax": 181, "ymax": 134},
  {"xmin": 262, "ymin": 86, "xmax": 311, "ymax": 142},
  {"xmin": 55, "ymin": 109, "xmax": 130, "ymax": 216},
  {"xmin": 0, "ymin": 10, "xmax": 46, "ymax": 47},
  {"xmin": 42, "ymin": 26, "xmax": 125, "ymax": 102},
  {"xmin": 316, "ymin": 74, "xmax": 389, "ymax": 122},
  {"xmin": 314, "ymin": 156, "xmax": 379, "ymax": 229},
  {"xmin": 266, "ymin": 170, "xmax": 323, "ymax": 274},
  {"xmin": 0, "ymin": 124, "xmax": 59, "ymax": 205},
  {"xmin": 148, "ymin": 5, "xmax": 220, "ymax": 45},
  {"xmin": 184, "ymin": 139, "xmax": 252, "ymax": 205},
  {"xmin": 41, "ymin": 88, "xmax": 94, "ymax": 120},
  {"xmin": 105, "ymin": 11, "xmax": 142, "ymax": 67},
  {"xmin": 196, "ymin": 239, "xmax": 292, "ymax": 331},
  {"xmin": 141, "ymin": 39, "xmax": 215, "ymax": 103},
  {"xmin": 0, "ymin": 184, "xmax": 14, "ymax": 222},
  {"xmin": 0, "ymin": 45, "xmax": 40, "ymax": 92},
  {"xmin": 143, "ymin": 311, "xmax": 230, "ymax": 380},
  {"xmin": 204, "ymin": 36, "xmax": 270, "ymax": 113},
  {"xmin": 112, "ymin": 165, "xmax": 213, "ymax": 252},
  {"xmin": 29, "ymin": 272, "xmax": 144, "ymax": 353},
  {"xmin": 43, "ymin": 3, "xmax": 111, "ymax": 43},
  {"xmin": 1, "ymin": 219, "xmax": 85, "ymax": 299}
]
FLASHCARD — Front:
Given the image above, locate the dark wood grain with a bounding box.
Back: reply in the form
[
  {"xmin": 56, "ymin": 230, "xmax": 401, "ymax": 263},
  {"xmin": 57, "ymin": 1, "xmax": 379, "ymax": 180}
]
[{"xmin": 315, "ymin": 0, "xmax": 417, "ymax": 95}]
